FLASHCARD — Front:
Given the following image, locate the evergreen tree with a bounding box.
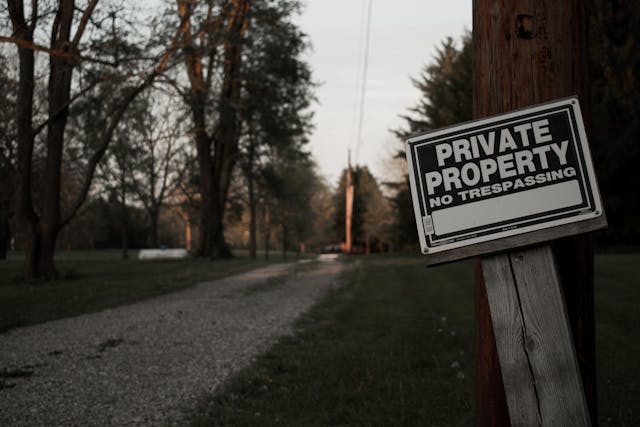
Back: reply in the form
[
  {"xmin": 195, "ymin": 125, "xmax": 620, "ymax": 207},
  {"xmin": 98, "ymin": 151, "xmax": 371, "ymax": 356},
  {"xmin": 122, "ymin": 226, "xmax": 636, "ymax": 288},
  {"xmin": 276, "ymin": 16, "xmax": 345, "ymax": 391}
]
[
  {"xmin": 589, "ymin": 1, "xmax": 640, "ymax": 245},
  {"xmin": 238, "ymin": 0, "xmax": 315, "ymax": 258},
  {"xmin": 390, "ymin": 34, "xmax": 472, "ymax": 249},
  {"xmin": 334, "ymin": 166, "xmax": 391, "ymax": 252},
  {"xmin": 396, "ymin": 34, "xmax": 472, "ymax": 138}
]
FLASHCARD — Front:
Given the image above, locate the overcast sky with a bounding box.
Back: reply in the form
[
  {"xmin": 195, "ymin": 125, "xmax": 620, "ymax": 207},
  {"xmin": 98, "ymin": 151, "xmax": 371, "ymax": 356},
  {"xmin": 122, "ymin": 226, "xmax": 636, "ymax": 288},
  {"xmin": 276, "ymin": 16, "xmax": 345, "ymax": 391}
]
[{"xmin": 294, "ymin": 1, "xmax": 471, "ymax": 186}]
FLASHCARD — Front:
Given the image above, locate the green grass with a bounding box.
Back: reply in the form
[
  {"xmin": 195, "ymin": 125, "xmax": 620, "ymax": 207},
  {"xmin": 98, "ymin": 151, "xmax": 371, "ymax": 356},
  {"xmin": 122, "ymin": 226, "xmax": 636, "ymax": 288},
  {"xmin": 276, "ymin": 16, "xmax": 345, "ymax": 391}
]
[
  {"xmin": 595, "ymin": 254, "xmax": 640, "ymax": 426},
  {"xmin": 2, "ymin": 251, "xmax": 637, "ymax": 425},
  {"xmin": 188, "ymin": 253, "xmax": 639, "ymax": 426},
  {"xmin": 0, "ymin": 249, "xmax": 290, "ymax": 333},
  {"xmin": 190, "ymin": 255, "xmax": 476, "ymax": 426}
]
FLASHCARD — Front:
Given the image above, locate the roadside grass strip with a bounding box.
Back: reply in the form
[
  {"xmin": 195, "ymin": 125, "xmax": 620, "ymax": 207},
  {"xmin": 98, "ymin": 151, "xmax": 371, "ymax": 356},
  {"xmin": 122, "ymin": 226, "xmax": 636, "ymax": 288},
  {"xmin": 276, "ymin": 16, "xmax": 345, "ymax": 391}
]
[
  {"xmin": 0, "ymin": 250, "xmax": 282, "ymax": 333},
  {"xmin": 594, "ymin": 254, "xmax": 640, "ymax": 426},
  {"xmin": 188, "ymin": 253, "xmax": 639, "ymax": 427},
  {"xmin": 190, "ymin": 255, "xmax": 476, "ymax": 426}
]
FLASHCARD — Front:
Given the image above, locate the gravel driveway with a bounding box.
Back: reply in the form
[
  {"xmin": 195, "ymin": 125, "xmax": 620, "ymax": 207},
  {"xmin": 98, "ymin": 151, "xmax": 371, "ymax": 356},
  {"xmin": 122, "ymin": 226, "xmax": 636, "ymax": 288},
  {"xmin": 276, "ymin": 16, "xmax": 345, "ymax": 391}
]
[{"xmin": 0, "ymin": 260, "xmax": 343, "ymax": 426}]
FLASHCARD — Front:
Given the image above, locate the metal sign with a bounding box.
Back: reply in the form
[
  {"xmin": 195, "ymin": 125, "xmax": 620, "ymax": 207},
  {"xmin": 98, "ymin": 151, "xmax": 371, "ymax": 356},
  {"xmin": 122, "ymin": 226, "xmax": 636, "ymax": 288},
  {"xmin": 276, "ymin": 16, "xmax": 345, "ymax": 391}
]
[{"xmin": 406, "ymin": 97, "xmax": 604, "ymax": 256}]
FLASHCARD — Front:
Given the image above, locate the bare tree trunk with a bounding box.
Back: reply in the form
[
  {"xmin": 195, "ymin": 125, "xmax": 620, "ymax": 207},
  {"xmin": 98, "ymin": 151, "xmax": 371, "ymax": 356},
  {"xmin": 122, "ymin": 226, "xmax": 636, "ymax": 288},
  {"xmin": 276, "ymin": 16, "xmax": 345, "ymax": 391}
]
[
  {"xmin": 8, "ymin": 1, "xmax": 162, "ymax": 278},
  {"xmin": 149, "ymin": 208, "xmax": 159, "ymax": 248},
  {"xmin": 177, "ymin": 0, "xmax": 248, "ymax": 260},
  {"xmin": 181, "ymin": 209, "xmax": 192, "ymax": 252},
  {"xmin": 210, "ymin": 166, "xmax": 233, "ymax": 259},
  {"xmin": 248, "ymin": 179, "xmax": 257, "ymax": 259},
  {"xmin": 10, "ymin": 3, "xmax": 38, "ymax": 279},
  {"xmin": 473, "ymin": 1, "xmax": 596, "ymax": 424},
  {"xmin": 208, "ymin": 0, "xmax": 250, "ymax": 260},
  {"xmin": 264, "ymin": 204, "xmax": 270, "ymax": 260},
  {"xmin": 0, "ymin": 219, "xmax": 8, "ymax": 260},
  {"xmin": 281, "ymin": 223, "xmax": 287, "ymax": 260},
  {"xmin": 0, "ymin": 178, "xmax": 10, "ymax": 260},
  {"xmin": 194, "ymin": 126, "xmax": 214, "ymax": 257},
  {"xmin": 247, "ymin": 143, "xmax": 257, "ymax": 259},
  {"xmin": 121, "ymin": 174, "xmax": 129, "ymax": 259}
]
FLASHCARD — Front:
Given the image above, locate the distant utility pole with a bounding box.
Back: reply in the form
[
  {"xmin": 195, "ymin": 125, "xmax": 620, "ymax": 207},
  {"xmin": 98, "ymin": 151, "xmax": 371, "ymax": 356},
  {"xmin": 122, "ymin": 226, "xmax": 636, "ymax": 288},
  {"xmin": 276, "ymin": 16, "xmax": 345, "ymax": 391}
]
[
  {"xmin": 473, "ymin": 1, "xmax": 596, "ymax": 425},
  {"xmin": 345, "ymin": 150, "xmax": 354, "ymax": 254}
]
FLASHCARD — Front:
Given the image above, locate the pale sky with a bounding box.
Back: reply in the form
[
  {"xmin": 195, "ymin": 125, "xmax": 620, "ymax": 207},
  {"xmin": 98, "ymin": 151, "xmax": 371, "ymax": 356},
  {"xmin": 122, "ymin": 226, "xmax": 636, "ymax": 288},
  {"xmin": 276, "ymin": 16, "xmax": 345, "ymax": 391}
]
[{"xmin": 294, "ymin": 1, "xmax": 471, "ymax": 186}]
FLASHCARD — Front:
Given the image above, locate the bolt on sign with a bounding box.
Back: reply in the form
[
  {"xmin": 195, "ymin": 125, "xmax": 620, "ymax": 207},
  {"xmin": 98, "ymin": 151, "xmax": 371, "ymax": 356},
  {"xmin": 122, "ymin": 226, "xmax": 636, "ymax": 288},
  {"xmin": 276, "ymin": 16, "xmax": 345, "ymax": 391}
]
[{"xmin": 406, "ymin": 97, "xmax": 606, "ymax": 262}]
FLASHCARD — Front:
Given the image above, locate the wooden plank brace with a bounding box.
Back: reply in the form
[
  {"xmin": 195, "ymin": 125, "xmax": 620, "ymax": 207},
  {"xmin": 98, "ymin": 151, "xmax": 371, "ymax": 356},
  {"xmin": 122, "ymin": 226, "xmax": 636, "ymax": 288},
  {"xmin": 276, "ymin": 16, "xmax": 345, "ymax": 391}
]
[{"xmin": 482, "ymin": 245, "xmax": 591, "ymax": 426}]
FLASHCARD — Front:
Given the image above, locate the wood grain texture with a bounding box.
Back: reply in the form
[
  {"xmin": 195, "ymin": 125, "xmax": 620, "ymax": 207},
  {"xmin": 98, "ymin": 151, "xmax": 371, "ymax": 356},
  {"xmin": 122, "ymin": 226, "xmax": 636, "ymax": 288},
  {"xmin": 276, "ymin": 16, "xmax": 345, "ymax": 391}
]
[
  {"xmin": 425, "ymin": 215, "xmax": 606, "ymax": 267},
  {"xmin": 472, "ymin": 1, "xmax": 598, "ymax": 423},
  {"xmin": 483, "ymin": 246, "xmax": 591, "ymax": 426},
  {"xmin": 474, "ymin": 260, "xmax": 512, "ymax": 426},
  {"xmin": 483, "ymin": 253, "xmax": 541, "ymax": 426}
]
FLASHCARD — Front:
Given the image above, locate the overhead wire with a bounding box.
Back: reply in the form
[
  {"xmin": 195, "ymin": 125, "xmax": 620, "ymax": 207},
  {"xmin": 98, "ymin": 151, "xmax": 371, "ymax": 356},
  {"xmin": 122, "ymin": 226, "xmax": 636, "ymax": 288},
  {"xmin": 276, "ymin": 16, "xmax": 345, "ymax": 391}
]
[
  {"xmin": 348, "ymin": 0, "xmax": 368, "ymax": 154},
  {"xmin": 354, "ymin": 0, "xmax": 373, "ymax": 164}
]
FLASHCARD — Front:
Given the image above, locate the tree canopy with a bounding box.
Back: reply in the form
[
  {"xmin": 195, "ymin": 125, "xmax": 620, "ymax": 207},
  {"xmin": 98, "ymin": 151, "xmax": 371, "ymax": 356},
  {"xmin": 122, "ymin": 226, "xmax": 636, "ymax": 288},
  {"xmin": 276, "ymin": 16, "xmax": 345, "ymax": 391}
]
[
  {"xmin": 390, "ymin": 34, "xmax": 472, "ymax": 250},
  {"xmin": 334, "ymin": 165, "xmax": 392, "ymax": 253},
  {"xmin": 0, "ymin": 0, "xmax": 317, "ymax": 278},
  {"xmin": 391, "ymin": 5, "xmax": 640, "ymax": 249}
]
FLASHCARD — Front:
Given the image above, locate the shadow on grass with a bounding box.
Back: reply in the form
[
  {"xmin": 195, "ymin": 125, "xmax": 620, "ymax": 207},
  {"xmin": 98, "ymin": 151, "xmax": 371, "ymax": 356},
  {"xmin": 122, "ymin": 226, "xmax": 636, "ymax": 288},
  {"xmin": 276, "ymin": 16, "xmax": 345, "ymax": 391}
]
[
  {"xmin": 189, "ymin": 255, "xmax": 476, "ymax": 426},
  {"xmin": 187, "ymin": 253, "xmax": 640, "ymax": 427}
]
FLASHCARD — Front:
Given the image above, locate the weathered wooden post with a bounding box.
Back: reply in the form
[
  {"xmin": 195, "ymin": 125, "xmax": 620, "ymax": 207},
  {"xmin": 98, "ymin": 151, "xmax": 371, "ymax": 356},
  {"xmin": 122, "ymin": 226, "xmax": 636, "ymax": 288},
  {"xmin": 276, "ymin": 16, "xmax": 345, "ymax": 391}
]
[
  {"xmin": 406, "ymin": 97, "xmax": 606, "ymax": 422},
  {"xmin": 473, "ymin": 1, "xmax": 597, "ymax": 425},
  {"xmin": 405, "ymin": 3, "xmax": 607, "ymax": 424}
]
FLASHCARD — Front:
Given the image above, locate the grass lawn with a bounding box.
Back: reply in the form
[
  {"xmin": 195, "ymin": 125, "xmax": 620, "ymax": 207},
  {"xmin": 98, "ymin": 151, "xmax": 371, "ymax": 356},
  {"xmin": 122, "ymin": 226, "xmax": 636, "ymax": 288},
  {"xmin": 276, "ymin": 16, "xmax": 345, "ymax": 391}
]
[
  {"xmin": 1, "ymin": 250, "xmax": 637, "ymax": 425},
  {"xmin": 594, "ymin": 254, "xmax": 640, "ymax": 426},
  {"xmin": 188, "ymin": 253, "xmax": 640, "ymax": 426},
  {"xmin": 0, "ymin": 249, "xmax": 293, "ymax": 333},
  {"xmin": 191, "ymin": 255, "xmax": 477, "ymax": 426}
]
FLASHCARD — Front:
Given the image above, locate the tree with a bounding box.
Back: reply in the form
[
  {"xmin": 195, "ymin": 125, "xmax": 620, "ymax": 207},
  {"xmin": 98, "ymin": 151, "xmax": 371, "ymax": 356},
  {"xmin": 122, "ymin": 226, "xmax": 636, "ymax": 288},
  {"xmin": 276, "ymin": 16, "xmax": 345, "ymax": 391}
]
[
  {"xmin": 128, "ymin": 94, "xmax": 187, "ymax": 248},
  {"xmin": 171, "ymin": 0, "xmax": 314, "ymax": 259},
  {"xmin": 97, "ymin": 109, "xmax": 141, "ymax": 259},
  {"xmin": 261, "ymin": 156, "xmax": 324, "ymax": 258},
  {"xmin": 362, "ymin": 185, "xmax": 392, "ymax": 254},
  {"xmin": 2, "ymin": 1, "xmax": 175, "ymax": 279},
  {"xmin": 173, "ymin": 0, "xmax": 250, "ymax": 259},
  {"xmin": 589, "ymin": 1, "xmax": 640, "ymax": 245},
  {"xmin": 0, "ymin": 50, "xmax": 16, "ymax": 259},
  {"xmin": 334, "ymin": 166, "xmax": 391, "ymax": 252},
  {"xmin": 238, "ymin": 0, "xmax": 314, "ymax": 258},
  {"xmin": 68, "ymin": 79, "xmax": 145, "ymax": 259},
  {"xmin": 390, "ymin": 34, "xmax": 472, "ymax": 250},
  {"xmin": 397, "ymin": 34, "xmax": 472, "ymax": 137}
]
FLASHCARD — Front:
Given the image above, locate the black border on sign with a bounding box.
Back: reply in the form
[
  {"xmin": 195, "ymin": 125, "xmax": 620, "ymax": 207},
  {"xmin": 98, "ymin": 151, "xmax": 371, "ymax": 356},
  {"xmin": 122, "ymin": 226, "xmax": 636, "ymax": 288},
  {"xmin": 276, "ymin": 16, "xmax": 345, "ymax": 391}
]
[
  {"xmin": 405, "ymin": 98, "xmax": 602, "ymax": 254},
  {"xmin": 415, "ymin": 107, "xmax": 592, "ymax": 245}
]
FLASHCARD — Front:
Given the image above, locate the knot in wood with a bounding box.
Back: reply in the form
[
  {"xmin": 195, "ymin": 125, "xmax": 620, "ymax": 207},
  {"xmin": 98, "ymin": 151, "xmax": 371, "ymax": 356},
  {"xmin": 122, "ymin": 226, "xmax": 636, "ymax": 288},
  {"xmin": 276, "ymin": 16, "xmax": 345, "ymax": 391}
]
[
  {"xmin": 525, "ymin": 335, "xmax": 536, "ymax": 352},
  {"xmin": 516, "ymin": 14, "xmax": 535, "ymax": 39}
]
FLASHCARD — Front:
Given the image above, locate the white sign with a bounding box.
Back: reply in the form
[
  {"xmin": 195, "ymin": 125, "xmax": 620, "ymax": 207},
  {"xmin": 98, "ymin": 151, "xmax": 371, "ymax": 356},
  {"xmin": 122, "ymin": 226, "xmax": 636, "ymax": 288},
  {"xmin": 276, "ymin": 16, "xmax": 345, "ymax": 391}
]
[{"xmin": 406, "ymin": 97, "xmax": 604, "ymax": 255}]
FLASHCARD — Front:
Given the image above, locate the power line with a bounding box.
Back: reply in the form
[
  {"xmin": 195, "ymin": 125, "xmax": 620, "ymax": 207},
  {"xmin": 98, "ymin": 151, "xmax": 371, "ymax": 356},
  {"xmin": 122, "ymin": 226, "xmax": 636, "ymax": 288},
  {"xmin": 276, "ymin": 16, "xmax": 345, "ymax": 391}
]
[
  {"xmin": 354, "ymin": 0, "xmax": 373, "ymax": 164},
  {"xmin": 348, "ymin": 0, "xmax": 368, "ymax": 151}
]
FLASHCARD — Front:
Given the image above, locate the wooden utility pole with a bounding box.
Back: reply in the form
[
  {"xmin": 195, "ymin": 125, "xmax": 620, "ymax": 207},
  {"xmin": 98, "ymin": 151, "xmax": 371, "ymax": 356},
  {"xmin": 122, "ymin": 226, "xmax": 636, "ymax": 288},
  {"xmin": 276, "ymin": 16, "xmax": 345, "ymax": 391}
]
[
  {"xmin": 473, "ymin": 1, "xmax": 597, "ymax": 425},
  {"xmin": 345, "ymin": 150, "xmax": 354, "ymax": 254}
]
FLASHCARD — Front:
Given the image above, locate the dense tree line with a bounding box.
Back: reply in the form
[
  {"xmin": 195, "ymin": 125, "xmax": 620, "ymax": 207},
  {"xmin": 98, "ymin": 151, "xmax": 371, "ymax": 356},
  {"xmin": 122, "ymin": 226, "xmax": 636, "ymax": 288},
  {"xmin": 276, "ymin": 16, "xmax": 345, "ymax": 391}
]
[
  {"xmin": 391, "ymin": 34, "xmax": 472, "ymax": 250},
  {"xmin": 0, "ymin": 0, "xmax": 319, "ymax": 279},
  {"xmin": 589, "ymin": 0, "xmax": 640, "ymax": 246},
  {"xmin": 334, "ymin": 166, "xmax": 392, "ymax": 254}
]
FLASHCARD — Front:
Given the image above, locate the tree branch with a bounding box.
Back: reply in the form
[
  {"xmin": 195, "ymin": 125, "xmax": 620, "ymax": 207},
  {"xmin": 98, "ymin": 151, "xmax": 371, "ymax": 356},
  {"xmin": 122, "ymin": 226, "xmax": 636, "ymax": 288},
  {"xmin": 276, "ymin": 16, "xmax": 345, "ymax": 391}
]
[
  {"xmin": 8, "ymin": 0, "xmax": 26, "ymax": 29},
  {"xmin": 0, "ymin": 35, "xmax": 75, "ymax": 58},
  {"xmin": 32, "ymin": 77, "xmax": 103, "ymax": 138},
  {"xmin": 71, "ymin": 0, "xmax": 99, "ymax": 47},
  {"xmin": 58, "ymin": 9, "xmax": 191, "ymax": 229},
  {"xmin": 30, "ymin": 0, "xmax": 39, "ymax": 31},
  {"xmin": 60, "ymin": 75, "xmax": 153, "ymax": 229}
]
